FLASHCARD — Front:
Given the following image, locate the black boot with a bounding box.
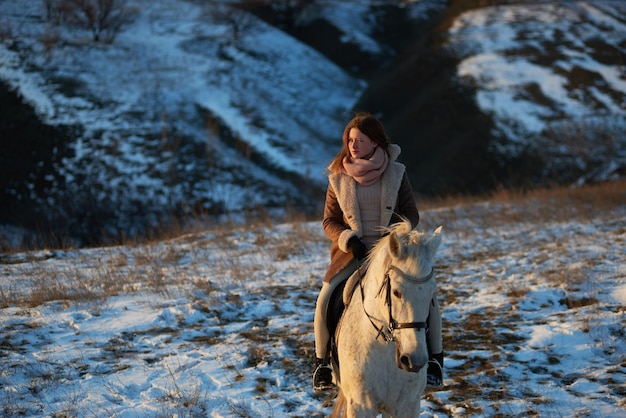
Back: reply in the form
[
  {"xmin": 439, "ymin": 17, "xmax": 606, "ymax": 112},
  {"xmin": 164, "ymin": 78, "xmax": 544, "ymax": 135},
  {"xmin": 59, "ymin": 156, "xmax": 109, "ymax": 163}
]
[
  {"xmin": 427, "ymin": 352, "xmax": 444, "ymax": 387},
  {"xmin": 312, "ymin": 358, "xmax": 333, "ymax": 392}
]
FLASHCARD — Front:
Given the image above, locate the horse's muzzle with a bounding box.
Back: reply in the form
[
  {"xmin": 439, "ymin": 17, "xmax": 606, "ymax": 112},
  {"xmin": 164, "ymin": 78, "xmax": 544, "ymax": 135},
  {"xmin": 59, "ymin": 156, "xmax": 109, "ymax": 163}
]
[
  {"xmin": 396, "ymin": 345, "xmax": 427, "ymax": 373},
  {"xmin": 397, "ymin": 354, "xmax": 425, "ymax": 372}
]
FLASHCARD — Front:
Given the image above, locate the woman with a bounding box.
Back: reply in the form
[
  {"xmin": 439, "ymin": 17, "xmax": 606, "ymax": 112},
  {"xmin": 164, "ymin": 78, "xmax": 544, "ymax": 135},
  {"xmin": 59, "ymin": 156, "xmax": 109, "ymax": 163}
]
[{"xmin": 313, "ymin": 112, "xmax": 443, "ymax": 392}]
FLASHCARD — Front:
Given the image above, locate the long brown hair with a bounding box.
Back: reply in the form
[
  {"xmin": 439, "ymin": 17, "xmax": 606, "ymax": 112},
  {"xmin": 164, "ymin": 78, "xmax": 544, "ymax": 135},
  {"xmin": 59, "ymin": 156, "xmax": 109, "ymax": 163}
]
[{"xmin": 327, "ymin": 112, "xmax": 391, "ymax": 174}]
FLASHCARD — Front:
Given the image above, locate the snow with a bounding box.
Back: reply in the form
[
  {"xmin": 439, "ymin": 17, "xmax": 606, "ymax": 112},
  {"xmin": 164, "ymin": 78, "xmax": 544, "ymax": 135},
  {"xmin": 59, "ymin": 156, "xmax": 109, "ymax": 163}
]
[
  {"xmin": 300, "ymin": 2, "xmax": 383, "ymax": 55},
  {"xmin": 1, "ymin": 193, "xmax": 625, "ymax": 416}
]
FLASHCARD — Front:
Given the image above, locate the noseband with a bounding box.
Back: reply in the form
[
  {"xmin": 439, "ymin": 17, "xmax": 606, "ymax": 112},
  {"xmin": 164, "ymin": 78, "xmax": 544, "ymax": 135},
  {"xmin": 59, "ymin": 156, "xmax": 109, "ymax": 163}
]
[{"xmin": 359, "ymin": 264, "xmax": 434, "ymax": 343}]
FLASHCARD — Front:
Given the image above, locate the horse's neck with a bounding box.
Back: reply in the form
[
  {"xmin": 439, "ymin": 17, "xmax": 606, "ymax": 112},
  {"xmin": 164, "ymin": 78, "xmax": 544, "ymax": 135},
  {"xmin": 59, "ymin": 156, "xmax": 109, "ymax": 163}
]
[
  {"xmin": 363, "ymin": 257, "xmax": 384, "ymax": 293},
  {"xmin": 359, "ymin": 258, "xmax": 388, "ymax": 320},
  {"xmin": 344, "ymin": 279, "xmax": 384, "ymax": 345}
]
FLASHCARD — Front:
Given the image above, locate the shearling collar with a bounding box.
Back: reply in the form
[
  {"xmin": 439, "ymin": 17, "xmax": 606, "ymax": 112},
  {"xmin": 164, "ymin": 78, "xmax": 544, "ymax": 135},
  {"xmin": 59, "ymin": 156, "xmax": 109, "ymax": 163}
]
[
  {"xmin": 328, "ymin": 145, "xmax": 406, "ymax": 236},
  {"xmin": 388, "ymin": 143, "xmax": 401, "ymax": 162}
]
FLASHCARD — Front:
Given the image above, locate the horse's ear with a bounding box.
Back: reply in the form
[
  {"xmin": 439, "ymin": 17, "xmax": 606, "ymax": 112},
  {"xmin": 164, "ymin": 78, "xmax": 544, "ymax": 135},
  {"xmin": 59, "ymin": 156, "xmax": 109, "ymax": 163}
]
[
  {"xmin": 388, "ymin": 231, "xmax": 403, "ymax": 257},
  {"xmin": 426, "ymin": 226, "xmax": 443, "ymax": 255}
]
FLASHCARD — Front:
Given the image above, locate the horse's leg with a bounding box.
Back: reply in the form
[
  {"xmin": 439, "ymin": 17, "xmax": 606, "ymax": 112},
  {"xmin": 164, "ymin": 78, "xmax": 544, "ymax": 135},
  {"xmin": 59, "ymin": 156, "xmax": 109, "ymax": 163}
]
[
  {"xmin": 384, "ymin": 403, "xmax": 419, "ymax": 418},
  {"xmin": 345, "ymin": 401, "xmax": 378, "ymax": 418},
  {"xmin": 402, "ymin": 400, "xmax": 420, "ymax": 418},
  {"xmin": 389, "ymin": 388, "xmax": 421, "ymax": 418},
  {"xmin": 339, "ymin": 377, "xmax": 377, "ymax": 418}
]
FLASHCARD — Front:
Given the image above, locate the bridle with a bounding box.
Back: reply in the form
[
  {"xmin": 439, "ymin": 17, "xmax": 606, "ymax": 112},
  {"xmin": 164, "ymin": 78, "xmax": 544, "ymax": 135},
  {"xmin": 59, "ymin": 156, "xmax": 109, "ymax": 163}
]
[{"xmin": 359, "ymin": 264, "xmax": 434, "ymax": 343}]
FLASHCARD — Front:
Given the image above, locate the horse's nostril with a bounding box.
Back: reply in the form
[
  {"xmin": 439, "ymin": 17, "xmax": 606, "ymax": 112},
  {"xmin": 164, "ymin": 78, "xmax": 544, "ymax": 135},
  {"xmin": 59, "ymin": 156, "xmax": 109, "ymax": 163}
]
[{"xmin": 400, "ymin": 355, "xmax": 411, "ymax": 367}]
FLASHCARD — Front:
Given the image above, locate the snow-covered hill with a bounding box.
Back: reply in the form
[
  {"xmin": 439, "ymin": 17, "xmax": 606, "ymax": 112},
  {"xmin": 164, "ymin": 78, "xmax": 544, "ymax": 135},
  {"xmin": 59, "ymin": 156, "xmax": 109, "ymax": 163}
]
[
  {"xmin": 447, "ymin": 1, "xmax": 626, "ymax": 182},
  {"xmin": 0, "ymin": 1, "xmax": 364, "ymax": 219},
  {"xmin": 1, "ymin": 0, "xmax": 625, "ymax": 245},
  {"xmin": 1, "ymin": 182, "xmax": 625, "ymax": 416}
]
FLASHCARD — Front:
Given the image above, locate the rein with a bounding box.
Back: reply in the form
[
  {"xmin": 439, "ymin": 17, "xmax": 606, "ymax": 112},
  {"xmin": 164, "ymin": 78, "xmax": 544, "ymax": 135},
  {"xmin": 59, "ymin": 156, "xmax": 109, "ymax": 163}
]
[{"xmin": 359, "ymin": 264, "xmax": 433, "ymax": 343}]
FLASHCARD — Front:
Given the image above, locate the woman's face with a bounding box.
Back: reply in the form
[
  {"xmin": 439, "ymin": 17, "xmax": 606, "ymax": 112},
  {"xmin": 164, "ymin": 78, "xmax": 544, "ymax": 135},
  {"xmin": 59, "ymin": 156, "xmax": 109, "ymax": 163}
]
[{"xmin": 347, "ymin": 128, "xmax": 377, "ymax": 160}]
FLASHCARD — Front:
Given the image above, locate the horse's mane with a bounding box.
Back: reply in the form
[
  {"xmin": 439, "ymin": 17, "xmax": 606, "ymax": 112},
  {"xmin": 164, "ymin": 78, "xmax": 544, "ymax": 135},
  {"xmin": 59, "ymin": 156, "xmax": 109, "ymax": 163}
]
[
  {"xmin": 367, "ymin": 217, "xmax": 413, "ymax": 262},
  {"xmin": 366, "ymin": 217, "xmax": 429, "ymax": 270}
]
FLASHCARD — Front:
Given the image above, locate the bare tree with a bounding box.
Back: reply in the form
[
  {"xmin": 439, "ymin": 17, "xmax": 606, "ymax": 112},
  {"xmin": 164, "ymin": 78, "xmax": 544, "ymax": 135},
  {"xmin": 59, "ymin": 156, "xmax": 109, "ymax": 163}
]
[{"xmin": 54, "ymin": 0, "xmax": 139, "ymax": 43}]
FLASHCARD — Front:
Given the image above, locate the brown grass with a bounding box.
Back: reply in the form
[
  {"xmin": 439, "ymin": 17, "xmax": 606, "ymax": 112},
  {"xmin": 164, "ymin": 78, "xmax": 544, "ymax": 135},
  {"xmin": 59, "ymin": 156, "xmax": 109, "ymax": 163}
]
[
  {"xmin": 2, "ymin": 180, "xmax": 623, "ymax": 310},
  {"xmin": 417, "ymin": 179, "xmax": 626, "ymax": 233}
]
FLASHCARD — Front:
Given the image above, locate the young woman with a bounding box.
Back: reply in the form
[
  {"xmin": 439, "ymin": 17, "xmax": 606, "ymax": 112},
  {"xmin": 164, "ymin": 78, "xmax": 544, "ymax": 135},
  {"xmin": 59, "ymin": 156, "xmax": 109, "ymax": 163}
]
[{"xmin": 313, "ymin": 112, "xmax": 443, "ymax": 392}]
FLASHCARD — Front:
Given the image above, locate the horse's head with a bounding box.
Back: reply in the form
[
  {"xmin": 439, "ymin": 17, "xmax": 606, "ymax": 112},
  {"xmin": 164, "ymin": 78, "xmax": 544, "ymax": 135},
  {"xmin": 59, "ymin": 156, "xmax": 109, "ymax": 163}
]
[{"xmin": 369, "ymin": 220, "xmax": 443, "ymax": 373}]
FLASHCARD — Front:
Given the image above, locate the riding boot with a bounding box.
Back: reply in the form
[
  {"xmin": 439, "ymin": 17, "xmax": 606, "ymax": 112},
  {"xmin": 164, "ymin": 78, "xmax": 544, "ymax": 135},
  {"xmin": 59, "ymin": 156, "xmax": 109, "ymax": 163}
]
[
  {"xmin": 427, "ymin": 352, "xmax": 444, "ymax": 387},
  {"xmin": 312, "ymin": 357, "xmax": 333, "ymax": 392}
]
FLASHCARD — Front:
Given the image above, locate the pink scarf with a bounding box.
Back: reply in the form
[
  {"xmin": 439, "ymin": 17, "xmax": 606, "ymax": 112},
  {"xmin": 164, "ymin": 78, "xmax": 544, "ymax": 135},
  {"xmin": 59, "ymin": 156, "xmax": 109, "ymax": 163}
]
[{"xmin": 342, "ymin": 147, "xmax": 389, "ymax": 186}]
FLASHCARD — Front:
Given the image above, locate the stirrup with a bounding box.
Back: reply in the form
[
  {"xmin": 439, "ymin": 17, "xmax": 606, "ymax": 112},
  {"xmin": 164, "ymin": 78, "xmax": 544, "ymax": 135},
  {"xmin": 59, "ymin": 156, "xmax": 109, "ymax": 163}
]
[
  {"xmin": 427, "ymin": 358, "xmax": 443, "ymax": 387},
  {"xmin": 313, "ymin": 362, "xmax": 334, "ymax": 392}
]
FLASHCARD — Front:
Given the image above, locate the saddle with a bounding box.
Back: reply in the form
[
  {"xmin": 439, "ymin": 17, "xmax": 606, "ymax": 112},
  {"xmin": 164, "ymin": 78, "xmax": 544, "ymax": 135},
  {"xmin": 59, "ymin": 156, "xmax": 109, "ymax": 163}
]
[
  {"xmin": 326, "ymin": 279, "xmax": 347, "ymax": 339},
  {"xmin": 324, "ymin": 268, "xmax": 362, "ymax": 380},
  {"xmin": 326, "ymin": 267, "xmax": 362, "ymax": 338}
]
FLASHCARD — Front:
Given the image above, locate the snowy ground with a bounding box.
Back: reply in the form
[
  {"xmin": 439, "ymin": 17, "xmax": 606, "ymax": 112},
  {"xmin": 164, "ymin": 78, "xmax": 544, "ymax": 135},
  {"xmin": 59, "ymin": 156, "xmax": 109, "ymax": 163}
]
[{"xmin": 1, "ymin": 185, "xmax": 625, "ymax": 417}]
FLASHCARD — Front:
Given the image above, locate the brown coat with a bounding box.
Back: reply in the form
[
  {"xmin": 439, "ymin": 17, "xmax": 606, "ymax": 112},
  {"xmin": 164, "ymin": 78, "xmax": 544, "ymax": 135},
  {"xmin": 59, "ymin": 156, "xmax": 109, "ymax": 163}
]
[{"xmin": 322, "ymin": 145, "xmax": 419, "ymax": 282}]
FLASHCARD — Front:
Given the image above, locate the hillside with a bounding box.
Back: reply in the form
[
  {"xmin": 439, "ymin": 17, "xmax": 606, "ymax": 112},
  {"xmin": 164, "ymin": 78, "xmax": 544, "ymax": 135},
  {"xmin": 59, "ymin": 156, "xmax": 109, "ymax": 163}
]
[
  {"xmin": 253, "ymin": 0, "xmax": 626, "ymax": 193},
  {"xmin": 1, "ymin": 0, "xmax": 625, "ymax": 246},
  {"xmin": 1, "ymin": 181, "xmax": 625, "ymax": 416},
  {"xmin": 356, "ymin": 0, "xmax": 626, "ymax": 194}
]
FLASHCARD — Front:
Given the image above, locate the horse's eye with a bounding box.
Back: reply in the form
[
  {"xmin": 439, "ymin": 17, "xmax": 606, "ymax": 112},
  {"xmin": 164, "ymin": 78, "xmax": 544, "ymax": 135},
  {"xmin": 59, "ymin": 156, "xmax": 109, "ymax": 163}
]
[{"xmin": 393, "ymin": 290, "xmax": 402, "ymax": 298}]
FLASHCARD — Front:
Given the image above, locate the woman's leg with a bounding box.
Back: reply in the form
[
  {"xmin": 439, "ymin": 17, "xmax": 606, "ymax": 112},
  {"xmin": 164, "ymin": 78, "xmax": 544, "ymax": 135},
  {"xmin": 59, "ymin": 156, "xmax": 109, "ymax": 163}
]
[
  {"xmin": 314, "ymin": 282, "xmax": 334, "ymax": 359},
  {"xmin": 314, "ymin": 276, "xmax": 349, "ymax": 359},
  {"xmin": 313, "ymin": 263, "xmax": 357, "ymax": 391},
  {"xmin": 427, "ymin": 294, "xmax": 444, "ymax": 386},
  {"xmin": 428, "ymin": 296, "xmax": 443, "ymax": 355}
]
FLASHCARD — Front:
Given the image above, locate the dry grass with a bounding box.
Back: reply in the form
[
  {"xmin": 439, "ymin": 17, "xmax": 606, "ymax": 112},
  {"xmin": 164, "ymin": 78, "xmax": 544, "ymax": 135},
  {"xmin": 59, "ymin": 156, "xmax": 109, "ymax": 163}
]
[
  {"xmin": 414, "ymin": 180, "xmax": 626, "ymax": 245},
  {"xmin": 1, "ymin": 180, "xmax": 623, "ymax": 311},
  {"xmin": 418, "ymin": 179, "xmax": 626, "ymax": 225}
]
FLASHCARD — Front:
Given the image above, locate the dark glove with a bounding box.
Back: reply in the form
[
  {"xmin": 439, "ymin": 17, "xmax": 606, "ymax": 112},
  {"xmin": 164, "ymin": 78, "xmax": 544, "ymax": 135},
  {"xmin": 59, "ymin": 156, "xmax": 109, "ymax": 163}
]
[{"xmin": 347, "ymin": 236, "xmax": 368, "ymax": 261}]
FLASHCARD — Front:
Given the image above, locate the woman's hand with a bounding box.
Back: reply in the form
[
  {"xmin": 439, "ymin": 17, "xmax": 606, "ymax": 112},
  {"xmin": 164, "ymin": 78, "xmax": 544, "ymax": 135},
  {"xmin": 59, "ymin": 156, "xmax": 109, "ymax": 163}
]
[{"xmin": 347, "ymin": 236, "xmax": 368, "ymax": 261}]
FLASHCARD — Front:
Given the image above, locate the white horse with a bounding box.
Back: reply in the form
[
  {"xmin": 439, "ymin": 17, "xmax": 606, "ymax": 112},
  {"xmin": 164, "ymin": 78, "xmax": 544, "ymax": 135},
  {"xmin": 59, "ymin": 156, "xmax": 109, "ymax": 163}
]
[{"xmin": 331, "ymin": 220, "xmax": 442, "ymax": 418}]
